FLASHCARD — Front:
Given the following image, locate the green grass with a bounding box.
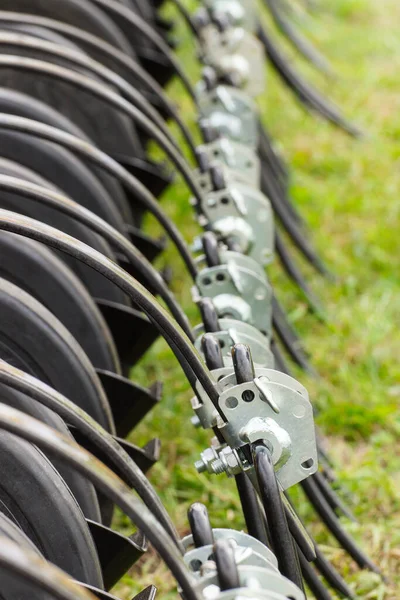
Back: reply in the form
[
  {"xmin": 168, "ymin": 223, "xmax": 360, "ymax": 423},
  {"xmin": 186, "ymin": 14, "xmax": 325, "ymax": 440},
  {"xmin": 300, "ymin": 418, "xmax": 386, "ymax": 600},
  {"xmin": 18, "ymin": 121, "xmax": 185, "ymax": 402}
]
[{"xmin": 114, "ymin": 1, "xmax": 400, "ymax": 598}]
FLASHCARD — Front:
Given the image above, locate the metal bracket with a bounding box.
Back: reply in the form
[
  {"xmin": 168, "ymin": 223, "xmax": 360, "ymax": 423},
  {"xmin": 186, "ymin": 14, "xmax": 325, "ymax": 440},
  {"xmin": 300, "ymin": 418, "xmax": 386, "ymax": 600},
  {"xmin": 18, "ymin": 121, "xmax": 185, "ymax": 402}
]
[
  {"xmin": 215, "ymin": 368, "xmax": 317, "ymax": 490},
  {"xmin": 202, "ymin": 0, "xmax": 259, "ymax": 33},
  {"xmin": 195, "ymin": 250, "xmax": 273, "ymax": 334},
  {"xmin": 190, "ymin": 564, "xmax": 304, "ymax": 600},
  {"xmin": 193, "ymin": 317, "xmax": 274, "ymax": 369},
  {"xmin": 195, "ymin": 139, "xmax": 260, "ymax": 187},
  {"xmin": 181, "ymin": 528, "xmax": 303, "ymax": 600},
  {"xmin": 192, "ymin": 367, "xmax": 231, "ymax": 430},
  {"xmin": 197, "ymin": 85, "xmax": 259, "ymax": 146},
  {"xmin": 199, "ymin": 25, "xmax": 266, "ymax": 97},
  {"xmin": 183, "ymin": 530, "xmax": 278, "ymax": 576},
  {"xmin": 194, "ymin": 366, "xmax": 317, "ymax": 489},
  {"xmin": 195, "ymin": 184, "xmax": 274, "ymax": 265}
]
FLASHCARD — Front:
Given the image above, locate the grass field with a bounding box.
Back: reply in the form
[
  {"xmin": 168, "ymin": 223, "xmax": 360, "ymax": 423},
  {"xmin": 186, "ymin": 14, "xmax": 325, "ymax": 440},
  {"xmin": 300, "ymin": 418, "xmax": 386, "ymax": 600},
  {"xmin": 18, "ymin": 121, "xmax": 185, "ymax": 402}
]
[{"xmin": 115, "ymin": 1, "xmax": 400, "ymax": 598}]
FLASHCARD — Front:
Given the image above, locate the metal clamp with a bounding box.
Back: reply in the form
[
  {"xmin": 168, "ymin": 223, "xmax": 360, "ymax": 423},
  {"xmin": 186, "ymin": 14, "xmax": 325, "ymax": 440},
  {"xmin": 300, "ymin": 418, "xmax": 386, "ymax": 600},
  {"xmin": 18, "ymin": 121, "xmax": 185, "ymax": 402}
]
[
  {"xmin": 199, "ymin": 25, "xmax": 266, "ymax": 97},
  {"xmin": 216, "ymin": 367, "xmax": 317, "ymax": 490},
  {"xmin": 195, "ymin": 184, "xmax": 274, "ymax": 265},
  {"xmin": 183, "ymin": 528, "xmax": 278, "ymax": 574},
  {"xmin": 182, "ymin": 528, "xmax": 304, "ymax": 600},
  {"xmin": 188, "ymin": 563, "xmax": 304, "ymax": 600},
  {"xmin": 193, "ymin": 318, "xmax": 274, "ymax": 369},
  {"xmin": 195, "ymin": 251, "xmax": 273, "ymax": 333},
  {"xmin": 197, "ymin": 85, "xmax": 259, "ymax": 146},
  {"xmin": 194, "ymin": 139, "xmax": 260, "ymax": 188},
  {"xmin": 194, "ymin": 365, "xmax": 317, "ymax": 490}
]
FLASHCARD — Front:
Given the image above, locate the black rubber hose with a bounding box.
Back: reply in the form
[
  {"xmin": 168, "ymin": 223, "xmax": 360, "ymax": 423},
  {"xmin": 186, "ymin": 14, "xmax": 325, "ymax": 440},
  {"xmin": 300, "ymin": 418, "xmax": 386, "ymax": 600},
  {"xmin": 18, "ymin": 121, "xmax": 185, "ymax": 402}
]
[
  {"xmin": 0, "ymin": 57, "xmax": 204, "ymax": 239},
  {"xmin": 188, "ymin": 503, "xmax": 214, "ymax": 548},
  {"xmin": 314, "ymin": 544, "xmax": 356, "ymax": 599},
  {"xmin": 284, "ymin": 502, "xmax": 316, "ymax": 562},
  {"xmin": 0, "ymin": 209, "xmax": 221, "ymax": 413},
  {"xmin": 0, "ymin": 404, "xmax": 201, "ymax": 600},
  {"xmin": 253, "ymin": 445, "xmax": 303, "ymax": 589},
  {"xmin": 0, "ymin": 11, "xmax": 198, "ymax": 162},
  {"xmin": 0, "ymin": 175, "xmax": 193, "ymax": 340},
  {"xmin": 275, "ymin": 230, "xmax": 323, "ymax": 314},
  {"xmin": 312, "ymin": 471, "xmax": 357, "ymax": 522},
  {"xmin": 258, "ymin": 24, "xmax": 362, "ymax": 137},
  {"xmin": 261, "ymin": 167, "xmax": 330, "ymax": 277},
  {"xmin": 301, "ymin": 477, "xmax": 382, "ymax": 575},
  {"xmin": 272, "ymin": 295, "xmax": 316, "ymax": 375},
  {"xmin": 90, "ymin": 0, "xmax": 199, "ymax": 105},
  {"xmin": 199, "ymin": 299, "xmax": 221, "ymax": 334},
  {"xmin": 0, "ymin": 33, "xmax": 187, "ymax": 162},
  {"xmin": 0, "ymin": 538, "xmax": 99, "ymax": 600},
  {"xmin": 263, "ymin": 0, "xmax": 333, "ymax": 74},
  {"xmin": 258, "ymin": 121, "xmax": 289, "ymax": 191},
  {"xmin": 285, "ymin": 492, "xmax": 354, "ymax": 597},
  {"xmin": 232, "ymin": 343, "xmax": 255, "ymax": 384},
  {"xmin": 201, "ymin": 334, "xmax": 225, "ymax": 372},
  {"xmin": 170, "ymin": 0, "xmax": 199, "ymax": 37},
  {"xmin": 270, "ymin": 338, "xmax": 293, "ymax": 375},
  {"xmin": 202, "ymin": 232, "xmax": 221, "ymax": 268},
  {"xmin": 0, "ymin": 361, "xmax": 181, "ymax": 548},
  {"xmin": 298, "ymin": 549, "xmax": 332, "ymax": 600},
  {"xmin": 214, "ymin": 538, "xmax": 240, "ymax": 591},
  {"xmin": 234, "ymin": 472, "xmax": 270, "ymax": 547},
  {"xmin": 0, "ymin": 114, "xmax": 199, "ymax": 279},
  {"xmin": 259, "ymin": 155, "xmax": 301, "ymax": 232}
]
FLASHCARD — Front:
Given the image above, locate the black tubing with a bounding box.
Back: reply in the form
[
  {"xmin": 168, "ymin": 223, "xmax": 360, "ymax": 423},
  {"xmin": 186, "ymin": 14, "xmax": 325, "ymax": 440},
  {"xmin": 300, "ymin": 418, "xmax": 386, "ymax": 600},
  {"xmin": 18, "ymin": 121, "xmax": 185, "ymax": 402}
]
[
  {"xmin": 0, "ymin": 175, "xmax": 193, "ymax": 340},
  {"xmin": 0, "ymin": 208, "xmax": 220, "ymax": 411},
  {"xmin": 0, "ymin": 113, "xmax": 199, "ymax": 279},
  {"xmin": 188, "ymin": 503, "xmax": 214, "ymax": 548},
  {"xmin": 253, "ymin": 445, "xmax": 303, "ymax": 589},
  {"xmin": 0, "ymin": 404, "xmax": 201, "ymax": 600},
  {"xmin": 0, "ymin": 11, "xmax": 198, "ymax": 161}
]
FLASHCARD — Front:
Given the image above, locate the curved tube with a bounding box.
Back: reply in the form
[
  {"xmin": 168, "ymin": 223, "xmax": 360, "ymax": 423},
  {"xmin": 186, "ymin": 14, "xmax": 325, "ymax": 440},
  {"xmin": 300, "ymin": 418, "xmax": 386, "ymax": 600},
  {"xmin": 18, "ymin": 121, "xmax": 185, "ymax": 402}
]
[
  {"xmin": 0, "ymin": 56, "xmax": 204, "ymax": 229},
  {"xmin": 258, "ymin": 24, "xmax": 362, "ymax": 137},
  {"xmin": 188, "ymin": 503, "xmax": 214, "ymax": 548},
  {"xmin": 234, "ymin": 472, "xmax": 270, "ymax": 547},
  {"xmin": 0, "ymin": 404, "xmax": 200, "ymax": 600},
  {"xmin": 0, "ymin": 537, "xmax": 98, "ymax": 600},
  {"xmin": 0, "ymin": 360, "xmax": 180, "ymax": 547},
  {"xmin": 302, "ymin": 477, "xmax": 381, "ymax": 575},
  {"xmin": 0, "ymin": 175, "xmax": 193, "ymax": 340},
  {"xmin": 0, "ymin": 208, "xmax": 219, "ymax": 408},
  {"xmin": 214, "ymin": 538, "xmax": 240, "ymax": 591},
  {"xmin": 275, "ymin": 229, "xmax": 323, "ymax": 314},
  {"xmin": 90, "ymin": 0, "xmax": 198, "ymax": 104},
  {"xmin": 253, "ymin": 445, "xmax": 303, "ymax": 589},
  {"xmin": 263, "ymin": 0, "xmax": 333, "ymax": 74},
  {"xmin": 0, "ymin": 11, "xmax": 198, "ymax": 159},
  {"xmin": 0, "ymin": 33, "xmax": 185, "ymax": 160},
  {"xmin": 0, "ymin": 113, "xmax": 198, "ymax": 278}
]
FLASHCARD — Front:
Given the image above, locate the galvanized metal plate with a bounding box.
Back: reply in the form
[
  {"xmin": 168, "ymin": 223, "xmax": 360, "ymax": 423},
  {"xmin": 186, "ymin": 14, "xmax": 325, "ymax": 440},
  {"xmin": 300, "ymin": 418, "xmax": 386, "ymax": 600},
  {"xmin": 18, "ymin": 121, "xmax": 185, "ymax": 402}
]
[
  {"xmin": 197, "ymin": 183, "xmax": 274, "ymax": 265},
  {"xmin": 195, "ymin": 251, "xmax": 273, "ymax": 333},
  {"xmin": 197, "ymin": 85, "xmax": 259, "ymax": 146}
]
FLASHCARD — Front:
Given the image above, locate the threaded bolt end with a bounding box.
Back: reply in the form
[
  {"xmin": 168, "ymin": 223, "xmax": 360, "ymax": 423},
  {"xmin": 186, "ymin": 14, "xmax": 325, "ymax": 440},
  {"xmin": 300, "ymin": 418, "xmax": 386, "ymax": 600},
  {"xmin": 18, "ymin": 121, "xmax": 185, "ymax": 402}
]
[
  {"xmin": 195, "ymin": 460, "xmax": 206, "ymax": 473},
  {"xmin": 211, "ymin": 459, "xmax": 226, "ymax": 474}
]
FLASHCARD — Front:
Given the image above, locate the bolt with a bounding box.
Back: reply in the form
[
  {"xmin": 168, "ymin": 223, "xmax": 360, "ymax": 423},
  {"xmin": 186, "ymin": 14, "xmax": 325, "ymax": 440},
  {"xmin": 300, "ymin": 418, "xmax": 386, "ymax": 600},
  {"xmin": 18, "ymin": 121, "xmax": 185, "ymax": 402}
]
[
  {"xmin": 191, "ymin": 415, "xmax": 201, "ymax": 428},
  {"xmin": 211, "ymin": 459, "xmax": 226, "ymax": 474},
  {"xmin": 195, "ymin": 460, "xmax": 207, "ymax": 473}
]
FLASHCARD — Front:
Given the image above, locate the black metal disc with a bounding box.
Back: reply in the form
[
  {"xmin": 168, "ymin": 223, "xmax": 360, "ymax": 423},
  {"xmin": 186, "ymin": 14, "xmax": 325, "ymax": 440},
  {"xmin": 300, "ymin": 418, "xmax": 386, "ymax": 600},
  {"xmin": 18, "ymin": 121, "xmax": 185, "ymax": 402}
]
[
  {"xmin": 0, "ymin": 382, "xmax": 102, "ymax": 523},
  {"xmin": 0, "ymin": 277, "xmax": 114, "ymax": 432},
  {"xmin": 0, "ymin": 85, "xmax": 135, "ymax": 224},
  {"xmin": 0, "ymin": 29, "xmax": 145, "ymax": 162},
  {"xmin": 0, "ymin": 429, "xmax": 103, "ymax": 587},
  {"xmin": 0, "ymin": 154, "xmax": 129, "ymax": 305},
  {"xmin": 0, "ymin": 231, "xmax": 120, "ymax": 373}
]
